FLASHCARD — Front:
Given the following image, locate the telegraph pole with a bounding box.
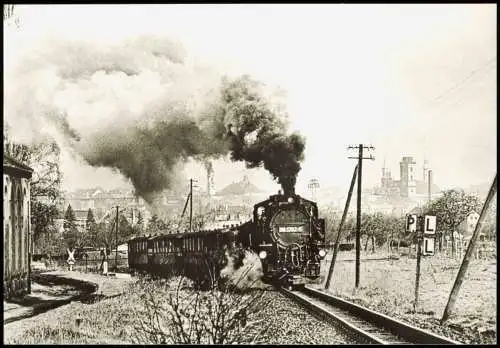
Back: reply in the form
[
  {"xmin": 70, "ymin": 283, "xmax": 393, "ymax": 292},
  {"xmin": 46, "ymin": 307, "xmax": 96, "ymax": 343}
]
[
  {"xmin": 190, "ymin": 179, "xmax": 193, "ymax": 233},
  {"xmin": 189, "ymin": 179, "xmax": 198, "ymax": 233},
  {"xmin": 441, "ymin": 174, "xmax": 497, "ymax": 323},
  {"xmin": 115, "ymin": 205, "xmax": 119, "ymax": 272},
  {"xmin": 348, "ymin": 144, "xmax": 375, "ymax": 288},
  {"xmin": 325, "ymin": 165, "xmax": 358, "ymax": 290}
]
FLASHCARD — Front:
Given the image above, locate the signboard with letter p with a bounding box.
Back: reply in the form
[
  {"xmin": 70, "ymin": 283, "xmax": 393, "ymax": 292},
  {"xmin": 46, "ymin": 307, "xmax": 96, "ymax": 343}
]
[{"xmin": 406, "ymin": 214, "xmax": 417, "ymax": 232}]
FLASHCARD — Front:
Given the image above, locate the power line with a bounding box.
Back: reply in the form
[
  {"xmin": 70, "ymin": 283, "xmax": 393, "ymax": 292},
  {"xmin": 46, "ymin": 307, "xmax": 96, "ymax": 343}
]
[
  {"xmin": 437, "ymin": 64, "xmax": 497, "ymax": 112},
  {"xmin": 424, "ymin": 57, "xmax": 496, "ymax": 110}
]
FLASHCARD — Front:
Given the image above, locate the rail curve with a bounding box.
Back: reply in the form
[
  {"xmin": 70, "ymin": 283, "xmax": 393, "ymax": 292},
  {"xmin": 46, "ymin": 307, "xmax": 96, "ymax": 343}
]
[{"xmin": 280, "ymin": 285, "xmax": 460, "ymax": 345}]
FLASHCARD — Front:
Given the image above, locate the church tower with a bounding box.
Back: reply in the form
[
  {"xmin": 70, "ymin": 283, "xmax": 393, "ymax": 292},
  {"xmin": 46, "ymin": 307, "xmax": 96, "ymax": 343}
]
[
  {"xmin": 400, "ymin": 156, "xmax": 417, "ymax": 198},
  {"xmin": 423, "ymin": 159, "xmax": 429, "ymax": 184}
]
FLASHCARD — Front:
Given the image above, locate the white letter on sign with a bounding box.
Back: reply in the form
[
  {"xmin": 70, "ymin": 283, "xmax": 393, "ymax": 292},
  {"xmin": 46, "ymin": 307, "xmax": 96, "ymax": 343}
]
[
  {"xmin": 424, "ymin": 215, "xmax": 436, "ymax": 235},
  {"xmin": 406, "ymin": 214, "xmax": 417, "ymax": 232}
]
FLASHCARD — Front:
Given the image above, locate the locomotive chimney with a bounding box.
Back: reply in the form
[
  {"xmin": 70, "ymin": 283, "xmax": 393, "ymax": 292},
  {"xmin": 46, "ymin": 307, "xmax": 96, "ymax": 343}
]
[{"xmin": 282, "ymin": 176, "xmax": 295, "ymax": 197}]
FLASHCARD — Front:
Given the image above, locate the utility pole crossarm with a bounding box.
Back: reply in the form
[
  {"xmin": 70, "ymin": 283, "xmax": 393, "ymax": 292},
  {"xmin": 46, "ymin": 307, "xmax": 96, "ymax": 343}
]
[{"xmin": 348, "ymin": 156, "xmax": 375, "ymax": 160}]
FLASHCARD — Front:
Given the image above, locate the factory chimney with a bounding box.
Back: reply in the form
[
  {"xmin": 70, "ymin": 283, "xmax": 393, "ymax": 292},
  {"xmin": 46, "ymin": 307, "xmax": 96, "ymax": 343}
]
[{"xmin": 205, "ymin": 161, "xmax": 215, "ymax": 197}]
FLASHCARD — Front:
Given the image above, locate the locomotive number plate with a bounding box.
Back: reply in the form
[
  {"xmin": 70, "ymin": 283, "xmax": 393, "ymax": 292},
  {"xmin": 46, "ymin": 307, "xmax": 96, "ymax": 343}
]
[{"xmin": 279, "ymin": 226, "xmax": 304, "ymax": 233}]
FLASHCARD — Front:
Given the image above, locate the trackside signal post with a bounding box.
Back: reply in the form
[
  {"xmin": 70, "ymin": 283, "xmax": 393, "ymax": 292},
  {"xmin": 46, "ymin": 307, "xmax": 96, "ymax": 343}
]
[{"xmin": 407, "ymin": 213, "xmax": 436, "ymax": 312}]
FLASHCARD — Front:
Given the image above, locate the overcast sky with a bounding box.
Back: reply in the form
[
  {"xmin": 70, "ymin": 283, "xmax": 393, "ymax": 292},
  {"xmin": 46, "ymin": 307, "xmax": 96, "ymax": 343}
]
[{"xmin": 4, "ymin": 4, "xmax": 496, "ymax": 195}]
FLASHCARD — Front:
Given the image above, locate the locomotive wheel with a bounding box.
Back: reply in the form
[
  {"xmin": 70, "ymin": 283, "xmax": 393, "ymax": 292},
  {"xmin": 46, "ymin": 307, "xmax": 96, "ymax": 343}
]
[{"xmin": 282, "ymin": 279, "xmax": 293, "ymax": 291}]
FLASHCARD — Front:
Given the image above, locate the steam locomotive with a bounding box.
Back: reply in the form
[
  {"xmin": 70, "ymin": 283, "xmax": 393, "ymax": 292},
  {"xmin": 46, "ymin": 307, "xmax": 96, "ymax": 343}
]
[{"xmin": 128, "ymin": 189, "xmax": 326, "ymax": 289}]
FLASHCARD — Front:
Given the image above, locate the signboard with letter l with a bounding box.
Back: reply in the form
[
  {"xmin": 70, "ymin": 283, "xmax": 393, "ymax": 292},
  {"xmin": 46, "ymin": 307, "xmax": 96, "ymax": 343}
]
[
  {"xmin": 423, "ymin": 237, "xmax": 435, "ymax": 255},
  {"xmin": 424, "ymin": 215, "xmax": 436, "ymax": 235},
  {"xmin": 422, "ymin": 215, "xmax": 436, "ymax": 256}
]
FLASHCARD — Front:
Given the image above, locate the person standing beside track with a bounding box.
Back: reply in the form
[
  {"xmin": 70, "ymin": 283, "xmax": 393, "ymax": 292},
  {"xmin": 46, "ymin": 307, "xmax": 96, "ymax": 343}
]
[{"xmin": 100, "ymin": 245, "xmax": 110, "ymax": 276}]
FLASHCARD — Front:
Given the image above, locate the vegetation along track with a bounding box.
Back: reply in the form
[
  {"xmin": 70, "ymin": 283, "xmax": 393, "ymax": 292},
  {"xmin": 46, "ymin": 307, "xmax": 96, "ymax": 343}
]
[{"xmin": 280, "ymin": 285, "xmax": 460, "ymax": 345}]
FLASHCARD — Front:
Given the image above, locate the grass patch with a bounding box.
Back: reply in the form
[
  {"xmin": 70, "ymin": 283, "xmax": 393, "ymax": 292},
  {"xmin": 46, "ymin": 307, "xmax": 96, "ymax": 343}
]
[{"xmin": 321, "ymin": 249, "xmax": 496, "ymax": 344}]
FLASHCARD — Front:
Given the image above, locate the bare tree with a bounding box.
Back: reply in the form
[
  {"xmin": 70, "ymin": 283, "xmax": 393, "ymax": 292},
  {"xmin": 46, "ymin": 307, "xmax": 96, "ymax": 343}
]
[{"xmin": 131, "ymin": 261, "xmax": 271, "ymax": 344}]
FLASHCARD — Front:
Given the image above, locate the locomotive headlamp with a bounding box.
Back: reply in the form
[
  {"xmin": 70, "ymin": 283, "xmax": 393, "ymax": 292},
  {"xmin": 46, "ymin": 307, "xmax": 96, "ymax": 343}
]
[
  {"xmin": 319, "ymin": 249, "xmax": 326, "ymax": 258},
  {"xmin": 287, "ymin": 197, "xmax": 294, "ymax": 203},
  {"xmin": 259, "ymin": 250, "xmax": 268, "ymax": 259}
]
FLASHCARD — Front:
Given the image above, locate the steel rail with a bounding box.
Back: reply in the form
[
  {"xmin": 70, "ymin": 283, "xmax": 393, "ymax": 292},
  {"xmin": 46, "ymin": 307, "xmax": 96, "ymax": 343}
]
[
  {"xmin": 300, "ymin": 285, "xmax": 461, "ymax": 345},
  {"xmin": 280, "ymin": 287, "xmax": 388, "ymax": 344}
]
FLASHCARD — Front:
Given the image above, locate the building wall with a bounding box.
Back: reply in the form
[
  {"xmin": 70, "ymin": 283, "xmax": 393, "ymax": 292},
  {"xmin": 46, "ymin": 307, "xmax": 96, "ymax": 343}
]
[{"xmin": 3, "ymin": 173, "xmax": 31, "ymax": 296}]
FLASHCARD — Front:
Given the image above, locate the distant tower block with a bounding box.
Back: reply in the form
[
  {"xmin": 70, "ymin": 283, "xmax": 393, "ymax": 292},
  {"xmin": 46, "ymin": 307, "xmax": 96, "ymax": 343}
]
[
  {"xmin": 400, "ymin": 156, "xmax": 417, "ymax": 198},
  {"xmin": 308, "ymin": 178, "xmax": 320, "ymax": 201},
  {"xmin": 381, "ymin": 157, "xmax": 392, "ymax": 191}
]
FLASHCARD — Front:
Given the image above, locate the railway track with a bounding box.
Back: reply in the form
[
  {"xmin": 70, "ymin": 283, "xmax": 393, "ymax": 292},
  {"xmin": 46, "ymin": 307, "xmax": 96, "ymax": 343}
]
[{"xmin": 280, "ymin": 285, "xmax": 460, "ymax": 345}]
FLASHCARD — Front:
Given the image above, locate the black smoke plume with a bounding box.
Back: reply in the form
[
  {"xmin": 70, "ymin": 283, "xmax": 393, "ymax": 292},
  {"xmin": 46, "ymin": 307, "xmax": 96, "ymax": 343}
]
[
  {"xmin": 5, "ymin": 36, "xmax": 305, "ymax": 202},
  {"xmin": 205, "ymin": 75, "xmax": 306, "ymax": 195}
]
